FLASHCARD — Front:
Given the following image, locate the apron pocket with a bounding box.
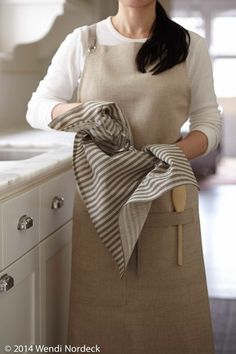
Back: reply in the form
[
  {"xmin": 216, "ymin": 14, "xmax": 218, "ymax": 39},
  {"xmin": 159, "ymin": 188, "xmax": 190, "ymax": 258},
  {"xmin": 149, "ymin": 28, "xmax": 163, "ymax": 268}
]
[
  {"xmin": 136, "ymin": 207, "xmax": 198, "ymax": 281},
  {"xmin": 144, "ymin": 208, "xmax": 194, "ymax": 228}
]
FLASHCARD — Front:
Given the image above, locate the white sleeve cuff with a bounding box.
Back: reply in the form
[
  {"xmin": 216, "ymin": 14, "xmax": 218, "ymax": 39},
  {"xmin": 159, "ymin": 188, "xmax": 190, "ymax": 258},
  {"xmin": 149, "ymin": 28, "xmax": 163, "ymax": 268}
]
[
  {"xmin": 26, "ymin": 98, "xmax": 65, "ymax": 131},
  {"xmin": 190, "ymin": 126, "xmax": 219, "ymax": 156}
]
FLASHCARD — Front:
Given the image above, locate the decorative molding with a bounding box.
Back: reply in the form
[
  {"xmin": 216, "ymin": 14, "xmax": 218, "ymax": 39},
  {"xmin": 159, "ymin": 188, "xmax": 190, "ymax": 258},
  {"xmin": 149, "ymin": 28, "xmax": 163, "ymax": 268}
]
[
  {"xmin": 0, "ymin": 0, "xmax": 96, "ymax": 72},
  {"xmin": 0, "ymin": 0, "xmax": 66, "ymax": 53}
]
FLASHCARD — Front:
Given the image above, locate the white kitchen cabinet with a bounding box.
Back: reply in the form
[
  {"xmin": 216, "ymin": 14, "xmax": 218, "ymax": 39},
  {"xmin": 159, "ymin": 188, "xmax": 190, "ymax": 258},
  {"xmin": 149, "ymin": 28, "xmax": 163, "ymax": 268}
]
[
  {"xmin": 39, "ymin": 221, "xmax": 72, "ymax": 346},
  {"xmin": 0, "ymin": 246, "xmax": 40, "ymax": 347},
  {"xmin": 0, "ymin": 168, "xmax": 76, "ymax": 348}
]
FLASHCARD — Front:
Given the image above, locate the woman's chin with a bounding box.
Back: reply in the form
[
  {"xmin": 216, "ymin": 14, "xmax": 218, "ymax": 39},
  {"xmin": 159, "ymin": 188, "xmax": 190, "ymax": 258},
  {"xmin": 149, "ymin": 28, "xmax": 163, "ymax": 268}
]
[{"xmin": 119, "ymin": 0, "xmax": 156, "ymax": 9}]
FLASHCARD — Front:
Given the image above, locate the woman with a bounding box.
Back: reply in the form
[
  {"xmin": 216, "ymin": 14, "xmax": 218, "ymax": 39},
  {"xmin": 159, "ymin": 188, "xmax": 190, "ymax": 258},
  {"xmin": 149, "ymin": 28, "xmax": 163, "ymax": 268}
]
[{"xmin": 26, "ymin": 1, "xmax": 221, "ymax": 353}]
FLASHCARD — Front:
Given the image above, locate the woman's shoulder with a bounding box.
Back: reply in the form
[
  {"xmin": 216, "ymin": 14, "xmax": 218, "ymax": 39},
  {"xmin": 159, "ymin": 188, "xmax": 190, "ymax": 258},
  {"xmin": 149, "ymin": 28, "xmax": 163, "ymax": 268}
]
[
  {"xmin": 55, "ymin": 24, "xmax": 91, "ymax": 56},
  {"xmin": 186, "ymin": 30, "xmax": 211, "ymax": 78},
  {"xmin": 186, "ymin": 29, "xmax": 209, "ymax": 64},
  {"xmin": 187, "ymin": 30, "xmax": 207, "ymax": 51},
  {"xmin": 60, "ymin": 18, "xmax": 106, "ymax": 50},
  {"xmin": 63, "ymin": 24, "xmax": 89, "ymax": 43},
  {"xmin": 66, "ymin": 18, "xmax": 107, "ymax": 40}
]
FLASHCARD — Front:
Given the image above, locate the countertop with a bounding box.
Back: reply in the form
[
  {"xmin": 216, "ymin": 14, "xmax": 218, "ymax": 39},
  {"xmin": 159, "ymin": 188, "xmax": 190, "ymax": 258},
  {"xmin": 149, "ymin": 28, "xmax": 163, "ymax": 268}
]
[{"xmin": 0, "ymin": 126, "xmax": 76, "ymax": 198}]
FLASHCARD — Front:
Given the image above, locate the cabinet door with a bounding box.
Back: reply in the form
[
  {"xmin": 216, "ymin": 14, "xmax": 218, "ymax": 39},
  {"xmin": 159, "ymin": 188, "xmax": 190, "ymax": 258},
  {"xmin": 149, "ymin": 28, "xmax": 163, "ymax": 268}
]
[
  {"xmin": 39, "ymin": 221, "xmax": 72, "ymax": 346},
  {"xmin": 0, "ymin": 247, "xmax": 39, "ymax": 348}
]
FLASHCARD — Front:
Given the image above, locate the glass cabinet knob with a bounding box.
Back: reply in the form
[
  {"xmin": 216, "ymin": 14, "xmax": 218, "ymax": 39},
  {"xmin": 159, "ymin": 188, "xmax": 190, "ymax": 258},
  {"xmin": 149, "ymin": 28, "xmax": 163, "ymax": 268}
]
[
  {"xmin": 17, "ymin": 214, "xmax": 33, "ymax": 230},
  {"xmin": 51, "ymin": 196, "xmax": 65, "ymax": 209},
  {"xmin": 0, "ymin": 274, "xmax": 14, "ymax": 292}
]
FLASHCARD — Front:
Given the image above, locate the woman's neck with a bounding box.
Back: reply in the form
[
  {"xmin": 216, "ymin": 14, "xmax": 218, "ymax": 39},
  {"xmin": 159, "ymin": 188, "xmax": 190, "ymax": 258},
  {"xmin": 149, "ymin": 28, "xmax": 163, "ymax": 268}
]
[{"xmin": 111, "ymin": 2, "xmax": 156, "ymax": 39}]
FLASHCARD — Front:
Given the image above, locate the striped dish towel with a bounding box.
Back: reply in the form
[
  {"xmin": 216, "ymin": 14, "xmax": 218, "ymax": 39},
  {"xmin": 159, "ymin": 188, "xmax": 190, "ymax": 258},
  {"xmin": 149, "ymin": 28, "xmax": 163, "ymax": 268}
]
[{"xmin": 48, "ymin": 101, "xmax": 199, "ymax": 278}]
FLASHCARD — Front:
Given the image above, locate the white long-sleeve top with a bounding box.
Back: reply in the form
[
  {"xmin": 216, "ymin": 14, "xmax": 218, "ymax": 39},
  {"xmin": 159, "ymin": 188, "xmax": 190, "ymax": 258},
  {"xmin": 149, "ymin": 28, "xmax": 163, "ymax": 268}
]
[{"xmin": 26, "ymin": 16, "xmax": 222, "ymax": 154}]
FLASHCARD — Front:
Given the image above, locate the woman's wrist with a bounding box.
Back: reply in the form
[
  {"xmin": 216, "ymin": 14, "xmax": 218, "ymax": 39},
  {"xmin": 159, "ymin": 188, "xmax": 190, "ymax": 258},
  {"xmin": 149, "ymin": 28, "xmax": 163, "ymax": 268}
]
[{"xmin": 175, "ymin": 130, "xmax": 208, "ymax": 160}]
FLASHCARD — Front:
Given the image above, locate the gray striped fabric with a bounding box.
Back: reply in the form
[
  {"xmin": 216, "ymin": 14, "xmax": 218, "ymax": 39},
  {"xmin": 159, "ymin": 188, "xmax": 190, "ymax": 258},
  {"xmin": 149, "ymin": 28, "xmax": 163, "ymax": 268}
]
[{"xmin": 48, "ymin": 101, "xmax": 199, "ymax": 278}]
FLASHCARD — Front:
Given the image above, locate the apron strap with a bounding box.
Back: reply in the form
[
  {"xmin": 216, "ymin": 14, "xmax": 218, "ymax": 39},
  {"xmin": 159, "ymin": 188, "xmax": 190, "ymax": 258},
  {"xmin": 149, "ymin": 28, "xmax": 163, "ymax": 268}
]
[{"xmin": 87, "ymin": 24, "xmax": 97, "ymax": 52}]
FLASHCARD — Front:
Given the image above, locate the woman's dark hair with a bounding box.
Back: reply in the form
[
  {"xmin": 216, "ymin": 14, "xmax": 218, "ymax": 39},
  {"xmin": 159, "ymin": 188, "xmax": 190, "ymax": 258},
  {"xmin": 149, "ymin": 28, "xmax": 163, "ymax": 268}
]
[{"xmin": 136, "ymin": 0, "xmax": 191, "ymax": 75}]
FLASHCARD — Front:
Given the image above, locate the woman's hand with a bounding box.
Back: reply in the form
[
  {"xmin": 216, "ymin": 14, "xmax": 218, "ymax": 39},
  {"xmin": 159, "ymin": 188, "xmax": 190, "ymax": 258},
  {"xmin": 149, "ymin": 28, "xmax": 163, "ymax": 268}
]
[
  {"xmin": 51, "ymin": 102, "xmax": 81, "ymax": 119},
  {"xmin": 175, "ymin": 130, "xmax": 208, "ymax": 160}
]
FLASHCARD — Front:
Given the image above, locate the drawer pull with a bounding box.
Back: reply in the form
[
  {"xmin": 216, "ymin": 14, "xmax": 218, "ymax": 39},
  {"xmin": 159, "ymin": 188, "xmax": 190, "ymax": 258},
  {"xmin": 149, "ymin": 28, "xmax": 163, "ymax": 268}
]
[
  {"xmin": 51, "ymin": 196, "xmax": 65, "ymax": 209},
  {"xmin": 0, "ymin": 274, "xmax": 14, "ymax": 292},
  {"xmin": 17, "ymin": 215, "xmax": 33, "ymax": 230}
]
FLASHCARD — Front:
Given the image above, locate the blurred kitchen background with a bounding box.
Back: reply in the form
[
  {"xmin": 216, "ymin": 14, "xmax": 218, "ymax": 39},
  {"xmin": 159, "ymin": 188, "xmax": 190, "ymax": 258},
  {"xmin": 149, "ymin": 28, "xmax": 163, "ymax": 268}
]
[{"xmin": 0, "ymin": 1, "xmax": 235, "ymax": 353}]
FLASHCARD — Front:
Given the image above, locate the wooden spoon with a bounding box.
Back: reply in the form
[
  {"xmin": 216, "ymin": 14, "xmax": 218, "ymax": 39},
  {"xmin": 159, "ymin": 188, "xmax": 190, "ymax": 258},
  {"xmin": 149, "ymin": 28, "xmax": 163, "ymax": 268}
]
[{"xmin": 171, "ymin": 185, "xmax": 187, "ymax": 266}]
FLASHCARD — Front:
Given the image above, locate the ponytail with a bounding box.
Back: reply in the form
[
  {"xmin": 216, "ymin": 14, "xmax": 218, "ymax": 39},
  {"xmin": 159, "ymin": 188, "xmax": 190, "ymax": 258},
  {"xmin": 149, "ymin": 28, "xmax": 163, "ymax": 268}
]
[{"xmin": 136, "ymin": 1, "xmax": 191, "ymax": 75}]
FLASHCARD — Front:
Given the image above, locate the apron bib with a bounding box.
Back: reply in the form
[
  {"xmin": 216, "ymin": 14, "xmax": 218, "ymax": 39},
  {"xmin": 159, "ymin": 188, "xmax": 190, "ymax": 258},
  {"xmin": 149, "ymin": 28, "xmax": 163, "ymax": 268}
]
[{"xmin": 67, "ymin": 24, "xmax": 215, "ymax": 354}]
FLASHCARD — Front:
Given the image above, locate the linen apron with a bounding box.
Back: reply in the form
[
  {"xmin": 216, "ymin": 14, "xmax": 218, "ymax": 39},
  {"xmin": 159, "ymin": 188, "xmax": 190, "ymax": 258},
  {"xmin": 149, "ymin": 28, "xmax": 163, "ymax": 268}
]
[{"xmin": 67, "ymin": 24, "xmax": 215, "ymax": 354}]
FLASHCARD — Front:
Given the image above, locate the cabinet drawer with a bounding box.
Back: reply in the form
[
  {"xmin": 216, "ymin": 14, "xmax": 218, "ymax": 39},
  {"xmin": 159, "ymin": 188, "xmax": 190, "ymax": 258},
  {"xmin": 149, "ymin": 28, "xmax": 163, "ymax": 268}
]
[
  {"xmin": 40, "ymin": 170, "xmax": 76, "ymax": 241},
  {"xmin": 2, "ymin": 187, "xmax": 40, "ymax": 268}
]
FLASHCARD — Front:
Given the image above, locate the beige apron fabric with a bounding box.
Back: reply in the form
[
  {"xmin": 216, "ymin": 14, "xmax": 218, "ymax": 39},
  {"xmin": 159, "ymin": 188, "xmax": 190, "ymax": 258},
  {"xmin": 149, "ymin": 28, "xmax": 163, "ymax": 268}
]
[{"xmin": 67, "ymin": 24, "xmax": 215, "ymax": 353}]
